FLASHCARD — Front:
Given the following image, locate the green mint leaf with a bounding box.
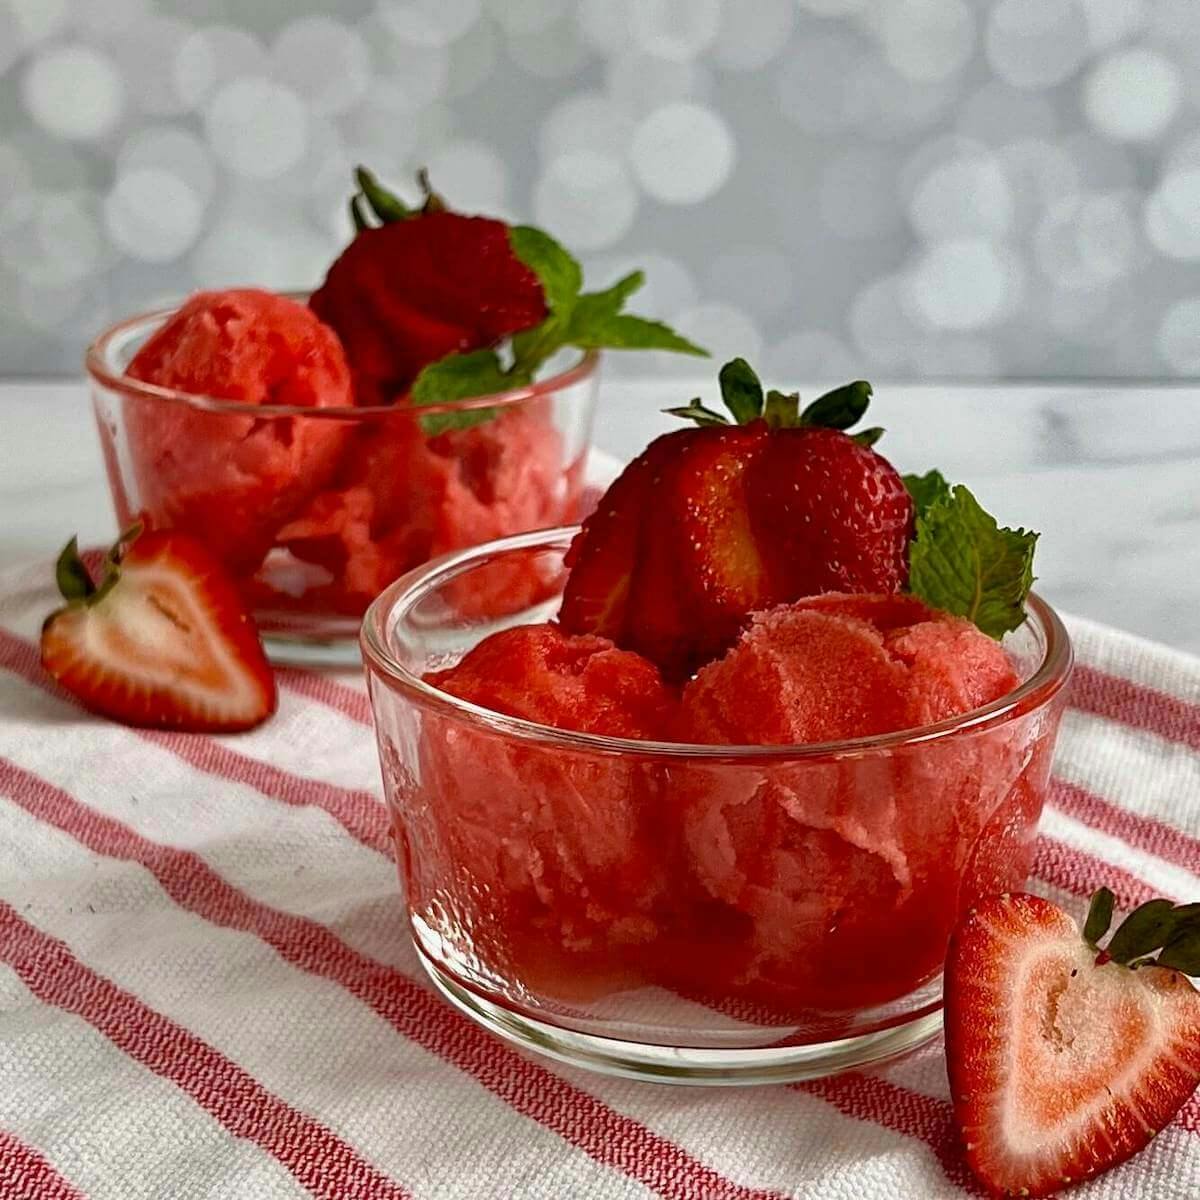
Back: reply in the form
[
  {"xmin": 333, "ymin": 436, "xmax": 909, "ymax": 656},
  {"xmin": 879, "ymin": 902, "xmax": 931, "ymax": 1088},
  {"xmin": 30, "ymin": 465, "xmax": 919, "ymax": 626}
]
[
  {"xmin": 903, "ymin": 469, "xmax": 952, "ymax": 519},
  {"xmin": 801, "ymin": 381, "xmax": 872, "ymax": 430},
  {"xmin": 663, "ymin": 398, "xmax": 729, "ymax": 428},
  {"xmin": 718, "ymin": 357, "xmax": 764, "ymax": 424},
  {"xmin": 568, "ymin": 271, "xmax": 645, "ymax": 330},
  {"xmin": 1083, "ymin": 887, "xmax": 1116, "ymax": 947},
  {"xmin": 764, "ymin": 389, "xmax": 800, "ymax": 429},
  {"xmin": 354, "ymin": 166, "xmax": 412, "ymax": 223},
  {"xmin": 852, "ymin": 426, "xmax": 885, "ymax": 448},
  {"xmin": 1106, "ymin": 899, "xmax": 1179, "ymax": 965},
  {"xmin": 907, "ymin": 484, "xmax": 1038, "ymax": 638},
  {"xmin": 567, "ymin": 313, "xmax": 706, "ymax": 355},
  {"xmin": 509, "ymin": 225, "xmax": 582, "ymax": 314},
  {"xmin": 410, "ymin": 349, "xmax": 514, "ymax": 434},
  {"xmin": 55, "ymin": 537, "xmax": 95, "ymax": 602}
]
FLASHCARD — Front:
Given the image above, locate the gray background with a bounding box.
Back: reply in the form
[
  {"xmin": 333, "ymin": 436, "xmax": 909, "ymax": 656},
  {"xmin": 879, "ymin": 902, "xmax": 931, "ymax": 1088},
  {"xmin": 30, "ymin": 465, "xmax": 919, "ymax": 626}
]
[{"xmin": 3, "ymin": 0, "xmax": 1200, "ymax": 380}]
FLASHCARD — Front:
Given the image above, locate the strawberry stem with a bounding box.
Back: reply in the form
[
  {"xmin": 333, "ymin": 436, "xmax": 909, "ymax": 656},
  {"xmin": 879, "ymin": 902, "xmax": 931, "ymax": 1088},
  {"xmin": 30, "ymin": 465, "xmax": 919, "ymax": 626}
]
[{"xmin": 54, "ymin": 537, "xmax": 94, "ymax": 602}]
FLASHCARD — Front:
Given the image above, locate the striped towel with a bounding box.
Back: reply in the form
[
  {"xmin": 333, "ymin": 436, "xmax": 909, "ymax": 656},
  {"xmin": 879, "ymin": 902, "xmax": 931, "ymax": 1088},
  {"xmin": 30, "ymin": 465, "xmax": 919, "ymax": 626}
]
[{"xmin": 0, "ymin": 556, "xmax": 1197, "ymax": 1200}]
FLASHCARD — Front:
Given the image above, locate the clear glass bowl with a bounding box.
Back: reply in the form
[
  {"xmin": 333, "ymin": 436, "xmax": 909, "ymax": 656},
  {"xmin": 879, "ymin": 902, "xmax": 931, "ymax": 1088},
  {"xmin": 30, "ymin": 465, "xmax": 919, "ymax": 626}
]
[
  {"xmin": 85, "ymin": 299, "xmax": 599, "ymax": 663},
  {"xmin": 362, "ymin": 528, "xmax": 1074, "ymax": 1084}
]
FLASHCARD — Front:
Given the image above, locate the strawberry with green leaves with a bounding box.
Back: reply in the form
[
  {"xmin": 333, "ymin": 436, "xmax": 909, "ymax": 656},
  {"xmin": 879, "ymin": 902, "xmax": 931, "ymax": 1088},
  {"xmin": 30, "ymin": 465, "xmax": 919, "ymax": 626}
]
[
  {"xmin": 561, "ymin": 358, "xmax": 1039, "ymax": 679},
  {"xmin": 947, "ymin": 889, "xmax": 1200, "ymax": 1197},
  {"xmin": 311, "ymin": 167, "xmax": 705, "ymax": 419}
]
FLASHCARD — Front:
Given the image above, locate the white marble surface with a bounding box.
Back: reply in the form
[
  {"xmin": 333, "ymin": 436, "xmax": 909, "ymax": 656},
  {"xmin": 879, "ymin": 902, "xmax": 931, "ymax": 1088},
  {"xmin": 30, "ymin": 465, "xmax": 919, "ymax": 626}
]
[{"xmin": 3, "ymin": 379, "xmax": 1198, "ymax": 655}]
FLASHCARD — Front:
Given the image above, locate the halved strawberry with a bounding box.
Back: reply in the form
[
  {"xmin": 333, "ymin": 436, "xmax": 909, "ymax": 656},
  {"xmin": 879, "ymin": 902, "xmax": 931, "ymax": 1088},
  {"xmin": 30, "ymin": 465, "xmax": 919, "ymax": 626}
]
[
  {"xmin": 946, "ymin": 889, "xmax": 1200, "ymax": 1197},
  {"xmin": 41, "ymin": 528, "xmax": 276, "ymax": 733}
]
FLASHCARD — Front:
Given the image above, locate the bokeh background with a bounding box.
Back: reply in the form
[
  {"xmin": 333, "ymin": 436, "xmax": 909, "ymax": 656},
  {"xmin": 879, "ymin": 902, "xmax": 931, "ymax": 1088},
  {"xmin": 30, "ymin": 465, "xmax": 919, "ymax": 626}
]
[{"xmin": 3, "ymin": 0, "xmax": 1200, "ymax": 379}]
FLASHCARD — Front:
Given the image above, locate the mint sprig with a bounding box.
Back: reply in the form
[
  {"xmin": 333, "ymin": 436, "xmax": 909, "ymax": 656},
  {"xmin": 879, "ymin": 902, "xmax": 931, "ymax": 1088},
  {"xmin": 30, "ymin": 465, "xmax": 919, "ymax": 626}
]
[
  {"xmin": 411, "ymin": 225, "xmax": 706, "ymax": 432},
  {"xmin": 903, "ymin": 472, "xmax": 1037, "ymax": 639}
]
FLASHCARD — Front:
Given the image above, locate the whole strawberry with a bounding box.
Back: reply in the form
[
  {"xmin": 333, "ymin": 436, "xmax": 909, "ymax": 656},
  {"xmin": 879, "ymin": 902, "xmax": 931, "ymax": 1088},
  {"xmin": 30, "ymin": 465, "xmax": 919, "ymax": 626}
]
[
  {"xmin": 310, "ymin": 169, "xmax": 547, "ymax": 405},
  {"xmin": 559, "ymin": 359, "xmax": 913, "ymax": 678}
]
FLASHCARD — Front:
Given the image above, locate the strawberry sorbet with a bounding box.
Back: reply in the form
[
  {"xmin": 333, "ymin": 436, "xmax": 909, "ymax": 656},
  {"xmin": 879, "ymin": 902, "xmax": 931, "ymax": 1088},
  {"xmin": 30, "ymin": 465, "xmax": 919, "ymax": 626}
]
[{"xmin": 123, "ymin": 289, "xmax": 353, "ymax": 573}]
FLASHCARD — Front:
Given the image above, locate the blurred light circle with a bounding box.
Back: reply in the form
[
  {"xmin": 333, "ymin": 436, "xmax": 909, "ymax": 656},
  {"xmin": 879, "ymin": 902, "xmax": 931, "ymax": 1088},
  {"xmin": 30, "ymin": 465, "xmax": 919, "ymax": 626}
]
[
  {"xmin": 631, "ymin": 0, "xmax": 722, "ymax": 62},
  {"xmin": 22, "ymin": 44, "xmax": 124, "ymax": 141},
  {"xmin": 819, "ymin": 147, "xmax": 904, "ymax": 240},
  {"xmin": 998, "ymin": 138, "xmax": 1081, "ymax": 228},
  {"xmin": 631, "ymin": 103, "xmax": 735, "ymax": 205},
  {"xmin": 506, "ymin": 16, "xmax": 590, "ymax": 78},
  {"xmin": 859, "ymin": 63, "xmax": 958, "ymax": 136},
  {"xmin": 487, "ymin": 0, "xmax": 567, "ymax": 34},
  {"xmin": 1144, "ymin": 169, "xmax": 1200, "ymax": 259},
  {"xmin": 104, "ymin": 167, "xmax": 204, "ymax": 263},
  {"xmin": 533, "ymin": 152, "xmax": 637, "ymax": 250},
  {"xmin": 379, "ymin": 0, "xmax": 481, "ymax": 47},
  {"xmin": 1081, "ymin": 0, "xmax": 1147, "ymax": 49},
  {"xmin": 907, "ymin": 238, "xmax": 1022, "ymax": 331},
  {"xmin": 117, "ymin": 126, "xmax": 216, "ymax": 208},
  {"xmin": 849, "ymin": 275, "xmax": 918, "ymax": 370},
  {"xmin": 424, "ymin": 141, "xmax": 508, "ymax": 212},
  {"xmin": 713, "ymin": 0, "xmax": 793, "ymax": 70},
  {"xmin": 672, "ymin": 302, "xmax": 764, "ymax": 369},
  {"xmin": 360, "ymin": 23, "xmax": 449, "ymax": 110},
  {"xmin": 0, "ymin": 7, "xmax": 20, "ymax": 76},
  {"xmin": 1034, "ymin": 192, "xmax": 1137, "ymax": 287},
  {"xmin": 0, "ymin": 142, "xmax": 32, "ymax": 230},
  {"xmin": 272, "ymin": 17, "xmax": 371, "ymax": 116},
  {"xmin": 576, "ymin": 0, "xmax": 634, "ymax": 54},
  {"xmin": 111, "ymin": 15, "xmax": 190, "ymax": 117},
  {"xmin": 444, "ymin": 17, "xmax": 499, "ymax": 99},
  {"xmin": 205, "ymin": 78, "xmax": 308, "ymax": 180},
  {"xmin": 881, "ymin": 0, "xmax": 975, "ymax": 83},
  {"xmin": 957, "ymin": 82, "xmax": 1059, "ymax": 143},
  {"xmin": 18, "ymin": 276, "xmax": 86, "ymax": 333},
  {"xmin": 908, "ymin": 149, "xmax": 1013, "ymax": 240},
  {"xmin": 5, "ymin": 0, "xmax": 67, "ymax": 49},
  {"xmin": 174, "ymin": 26, "xmax": 266, "ymax": 111},
  {"xmin": 1, "ymin": 191, "xmax": 102, "ymax": 287},
  {"xmin": 1156, "ymin": 297, "xmax": 1200, "ymax": 372},
  {"xmin": 606, "ymin": 53, "xmax": 711, "ymax": 115},
  {"xmin": 778, "ymin": 34, "xmax": 869, "ymax": 134},
  {"xmin": 539, "ymin": 93, "xmax": 634, "ymax": 164},
  {"xmin": 766, "ymin": 330, "xmax": 857, "ymax": 381},
  {"xmin": 585, "ymin": 250, "xmax": 698, "ymax": 315},
  {"xmin": 986, "ymin": 0, "xmax": 1088, "ymax": 90},
  {"xmin": 1083, "ymin": 48, "xmax": 1181, "ymax": 142},
  {"xmin": 706, "ymin": 248, "xmax": 793, "ymax": 315}
]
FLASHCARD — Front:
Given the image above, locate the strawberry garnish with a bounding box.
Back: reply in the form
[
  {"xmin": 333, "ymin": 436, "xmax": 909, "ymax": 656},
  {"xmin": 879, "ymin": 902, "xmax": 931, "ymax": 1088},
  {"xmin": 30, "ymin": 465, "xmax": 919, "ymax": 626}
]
[
  {"xmin": 945, "ymin": 889, "xmax": 1200, "ymax": 1197},
  {"xmin": 41, "ymin": 528, "xmax": 276, "ymax": 733},
  {"xmin": 560, "ymin": 359, "xmax": 913, "ymax": 678},
  {"xmin": 310, "ymin": 169, "xmax": 547, "ymax": 405}
]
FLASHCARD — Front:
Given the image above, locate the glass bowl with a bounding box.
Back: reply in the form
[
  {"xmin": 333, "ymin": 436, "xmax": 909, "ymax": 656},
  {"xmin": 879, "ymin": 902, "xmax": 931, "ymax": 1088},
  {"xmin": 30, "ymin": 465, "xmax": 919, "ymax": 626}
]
[
  {"xmin": 85, "ymin": 298, "xmax": 599, "ymax": 664},
  {"xmin": 362, "ymin": 528, "xmax": 1073, "ymax": 1084}
]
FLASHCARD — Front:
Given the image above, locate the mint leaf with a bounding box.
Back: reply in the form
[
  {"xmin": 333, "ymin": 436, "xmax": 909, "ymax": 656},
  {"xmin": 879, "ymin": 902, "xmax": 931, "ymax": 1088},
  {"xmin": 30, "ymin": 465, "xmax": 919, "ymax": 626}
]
[
  {"xmin": 907, "ymin": 484, "xmax": 1038, "ymax": 638},
  {"xmin": 801, "ymin": 381, "xmax": 872, "ymax": 430},
  {"xmin": 1083, "ymin": 887, "xmax": 1116, "ymax": 947},
  {"xmin": 568, "ymin": 270, "xmax": 644, "ymax": 329},
  {"xmin": 509, "ymin": 225, "xmax": 582, "ymax": 313},
  {"xmin": 903, "ymin": 469, "xmax": 952, "ymax": 519},
  {"xmin": 568, "ymin": 312, "xmax": 706, "ymax": 355},
  {"xmin": 410, "ymin": 349, "xmax": 513, "ymax": 434},
  {"xmin": 852, "ymin": 426, "xmax": 885, "ymax": 448},
  {"xmin": 718, "ymin": 358, "xmax": 764, "ymax": 424},
  {"xmin": 354, "ymin": 166, "xmax": 412, "ymax": 224},
  {"xmin": 1106, "ymin": 900, "xmax": 1181, "ymax": 965},
  {"xmin": 55, "ymin": 537, "xmax": 95, "ymax": 602},
  {"xmin": 1158, "ymin": 923, "xmax": 1200, "ymax": 975}
]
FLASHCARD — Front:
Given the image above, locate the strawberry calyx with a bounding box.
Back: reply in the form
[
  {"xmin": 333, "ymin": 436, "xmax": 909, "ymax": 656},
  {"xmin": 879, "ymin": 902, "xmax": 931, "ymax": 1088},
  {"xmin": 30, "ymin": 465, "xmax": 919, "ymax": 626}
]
[
  {"xmin": 1083, "ymin": 886, "xmax": 1200, "ymax": 974},
  {"xmin": 663, "ymin": 357, "xmax": 879, "ymax": 441},
  {"xmin": 349, "ymin": 166, "xmax": 446, "ymax": 230},
  {"xmin": 51, "ymin": 524, "xmax": 143, "ymax": 611}
]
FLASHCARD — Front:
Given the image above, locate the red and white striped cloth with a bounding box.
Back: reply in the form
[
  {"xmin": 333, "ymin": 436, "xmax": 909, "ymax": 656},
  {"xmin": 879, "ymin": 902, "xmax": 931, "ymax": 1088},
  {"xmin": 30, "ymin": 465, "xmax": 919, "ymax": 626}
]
[{"xmin": 0, "ymin": 557, "xmax": 1197, "ymax": 1200}]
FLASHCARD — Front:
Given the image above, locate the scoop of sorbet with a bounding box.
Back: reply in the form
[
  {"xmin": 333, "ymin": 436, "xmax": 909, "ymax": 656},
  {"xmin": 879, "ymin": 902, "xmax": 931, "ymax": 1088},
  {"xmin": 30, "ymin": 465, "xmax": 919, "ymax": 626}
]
[{"xmin": 123, "ymin": 289, "xmax": 353, "ymax": 574}]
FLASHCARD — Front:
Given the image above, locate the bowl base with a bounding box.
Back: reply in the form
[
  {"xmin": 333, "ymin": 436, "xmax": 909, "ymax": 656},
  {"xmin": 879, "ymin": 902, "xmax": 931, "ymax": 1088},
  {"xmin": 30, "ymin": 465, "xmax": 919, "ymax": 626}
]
[{"xmin": 419, "ymin": 952, "xmax": 944, "ymax": 1086}]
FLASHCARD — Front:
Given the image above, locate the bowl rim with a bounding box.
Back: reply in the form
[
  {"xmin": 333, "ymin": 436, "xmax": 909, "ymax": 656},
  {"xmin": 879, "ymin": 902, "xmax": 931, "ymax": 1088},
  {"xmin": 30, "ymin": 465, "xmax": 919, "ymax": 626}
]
[
  {"xmin": 84, "ymin": 291, "xmax": 599, "ymax": 421},
  {"xmin": 360, "ymin": 526, "xmax": 1075, "ymax": 763}
]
